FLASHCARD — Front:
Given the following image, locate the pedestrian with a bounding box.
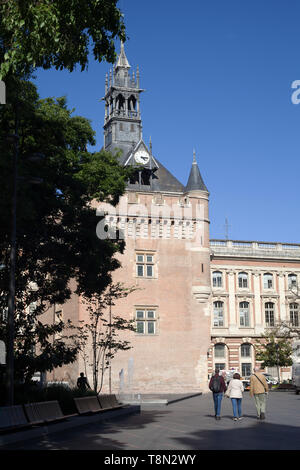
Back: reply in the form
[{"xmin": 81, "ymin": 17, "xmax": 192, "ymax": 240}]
[
  {"xmin": 77, "ymin": 372, "xmax": 91, "ymax": 392},
  {"xmin": 249, "ymin": 366, "xmax": 269, "ymax": 420},
  {"xmin": 209, "ymin": 368, "xmax": 227, "ymax": 420},
  {"xmin": 226, "ymin": 372, "xmax": 244, "ymax": 421}
]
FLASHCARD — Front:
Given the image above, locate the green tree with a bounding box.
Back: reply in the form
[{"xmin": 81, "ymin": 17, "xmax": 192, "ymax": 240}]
[
  {"xmin": 0, "ymin": 78, "xmax": 132, "ymax": 382},
  {"xmin": 78, "ymin": 282, "xmax": 137, "ymax": 394},
  {"xmin": 255, "ymin": 327, "xmax": 293, "ymax": 382},
  {"xmin": 0, "ymin": 0, "xmax": 126, "ymax": 79}
]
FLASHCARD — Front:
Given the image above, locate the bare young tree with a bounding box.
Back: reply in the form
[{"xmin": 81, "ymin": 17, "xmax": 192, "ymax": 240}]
[{"xmin": 78, "ymin": 282, "xmax": 137, "ymax": 394}]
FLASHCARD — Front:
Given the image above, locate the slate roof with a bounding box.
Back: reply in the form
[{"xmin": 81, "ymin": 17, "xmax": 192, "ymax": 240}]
[{"xmin": 185, "ymin": 159, "xmax": 208, "ymax": 192}]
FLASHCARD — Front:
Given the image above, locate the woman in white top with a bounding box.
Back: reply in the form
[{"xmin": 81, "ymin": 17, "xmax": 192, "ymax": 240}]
[{"xmin": 227, "ymin": 372, "xmax": 244, "ymax": 421}]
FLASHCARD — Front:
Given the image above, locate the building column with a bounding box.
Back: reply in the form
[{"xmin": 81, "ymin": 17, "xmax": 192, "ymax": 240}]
[
  {"xmin": 253, "ymin": 271, "xmax": 263, "ymax": 335},
  {"xmin": 278, "ymin": 272, "xmax": 287, "ymax": 322},
  {"xmin": 228, "ymin": 271, "xmax": 237, "ymax": 333}
]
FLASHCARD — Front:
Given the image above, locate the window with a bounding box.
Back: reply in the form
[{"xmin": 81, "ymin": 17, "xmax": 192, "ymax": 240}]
[
  {"xmin": 288, "ymin": 274, "xmax": 297, "ymax": 289},
  {"xmin": 241, "ymin": 344, "xmax": 251, "ymax": 357},
  {"xmin": 239, "ymin": 302, "xmax": 250, "ymax": 327},
  {"xmin": 290, "ymin": 303, "xmax": 299, "ymax": 327},
  {"xmin": 238, "ymin": 272, "xmax": 248, "ymax": 288},
  {"xmin": 214, "ymin": 363, "xmax": 226, "ymax": 371},
  {"xmin": 212, "ymin": 271, "xmax": 223, "ymax": 288},
  {"xmin": 265, "ymin": 302, "xmax": 275, "ymax": 327},
  {"xmin": 213, "ymin": 301, "xmax": 224, "ymax": 327},
  {"xmin": 215, "ymin": 344, "xmax": 225, "ymax": 358},
  {"xmin": 136, "ymin": 253, "xmax": 154, "ymax": 278},
  {"xmin": 241, "ymin": 363, "xmax": 252, "ymax": 377},
  {"xmin": 263, "ymin": 273, "xmax": 273, "ymax": 289},
  {"xmin": 135, "ymin": 309, "xmax": 156, "ymax": 335}
]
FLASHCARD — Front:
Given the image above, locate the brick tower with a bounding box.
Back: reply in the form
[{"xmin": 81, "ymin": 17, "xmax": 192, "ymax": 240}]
[{"xmin": 89, "ymin": 43, "xmax": 212, "ymax": 394}]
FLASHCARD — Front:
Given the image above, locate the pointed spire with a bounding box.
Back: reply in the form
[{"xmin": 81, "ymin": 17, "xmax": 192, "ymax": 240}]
[
  {"xmin": 116, "ymin": 41, "xmax": 131, "ymax": 69},
  {"xmin": 105, "ymin": 73, "xmax": 108, "ymax": 93},
  {"xmin": 185, "ymin": 149, "xmax": 208, "ymax": 192}
]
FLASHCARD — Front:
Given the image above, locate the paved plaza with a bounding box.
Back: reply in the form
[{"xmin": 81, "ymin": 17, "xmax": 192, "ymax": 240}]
[{"xmin": 1, "ymin": 391, "xmax": 299, "ymax": 451}]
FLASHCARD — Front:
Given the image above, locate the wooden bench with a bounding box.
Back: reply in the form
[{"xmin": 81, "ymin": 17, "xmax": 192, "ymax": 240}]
[
  {"xmin": 74, "ymin": 396, "xmax": 102, "ymax": 415},
  {"xmin": 0, "ymin": 405, "xmax": 29, "ymax": 432},
  {"xmin": 24, "ymin": 400, "xmax": 65, "ymax": 425}
]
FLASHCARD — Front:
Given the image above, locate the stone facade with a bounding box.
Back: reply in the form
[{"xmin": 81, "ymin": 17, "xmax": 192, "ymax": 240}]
[{"xmin": 209, "ymin": 240, "xmax": 300, "ymax": 381}]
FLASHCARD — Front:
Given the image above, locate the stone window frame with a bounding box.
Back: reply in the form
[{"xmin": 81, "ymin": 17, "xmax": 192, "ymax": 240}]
[
  {"xmin": 213, "ymin": 300, "xmax": 225, "ymax": 327},
  {"xmin": 135, "ymin": 307, "xmax": 158, "ymax": 336},
  {"xmin": 239, "ymin": 301, "xmax": 251, "ymax": 328},
  {"xmin": 263, "ymin": 272, "xmax": 274, "ymax": 290},
  {"xmin": 135, "ymin": 251, "xmax": 156, "ymax": 279},
  {"xmin": 212, "ymin": 271, "xmax": 223, "ymax": 289},
  {"xmin": 288, "ymin": 273, "xmax": 298, "ymax": 290},
  {"xmin": 264, "ymin": 301, "xmax": 275, "ymax": 327},
  {"xmin": 289, "ymin": 302, "xmax": 299, "ymax": 327},
  {"xmin": 238, "ymin": 272, "xmax": 249, "ymax": 289}
]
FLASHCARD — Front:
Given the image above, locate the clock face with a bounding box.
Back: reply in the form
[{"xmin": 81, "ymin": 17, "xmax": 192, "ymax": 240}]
[{"xmin": 134, "ymin": 149, "xmax": 150, "ymax": 164}]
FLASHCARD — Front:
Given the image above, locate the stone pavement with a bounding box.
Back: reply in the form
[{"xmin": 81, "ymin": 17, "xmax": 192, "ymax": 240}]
[{"xmin": 0, "ymin": 391, "xmax": 299, "ymax": 451}]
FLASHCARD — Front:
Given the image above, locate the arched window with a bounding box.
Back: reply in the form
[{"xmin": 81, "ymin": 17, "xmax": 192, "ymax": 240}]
[
  {"xmin": 288, "ymin": 274, "xmax": 297, "ymax": 289},
  {"xmin": 263, "ymin": 273, "xmax": 273, "ymax": 289},
  {"xmin": 239, "ymin": 302, "xmax": 250, "ymax": 327},
  {"xmin": 265, "ymin": 302, "xmax": 275, "ymax": 327},
  {"xmin": 213, "ymin": 301, "xmax": 224, "ymax": 327},
  {"xmin": 241, "ymin": 343, "xmax": 251, "ymax": 357},
  {"xmin": 116, "ymin": 93, "xmax": 125, "ymax": 111},
  {"xmin": 212, "ymin": 271, "xmax": 223, "ymax": 288},
  {"xmin": 128, "ymin": 95, "xmax": 136, "ymax": 111},
  {"xmin": 290, "ymin": 303, "xmax": 299, "ymax": 327},
  {"xmin": 238, "ymin": 272, "xmax": 248, "ymax": 288}
]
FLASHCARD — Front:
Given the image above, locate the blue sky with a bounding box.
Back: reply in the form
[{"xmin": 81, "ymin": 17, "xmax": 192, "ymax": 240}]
[{"xmin": 34, "ymin": 0, "xmax": 300, "ymax": 243}]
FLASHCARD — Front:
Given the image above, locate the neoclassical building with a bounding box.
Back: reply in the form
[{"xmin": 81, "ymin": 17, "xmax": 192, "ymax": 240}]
[
  {"xmin": 209, "ymin": 240, "xmax": 300, "ymax": 381},
  {"xmin": 47, "ymin": 44, "xmax": 300, "ymax": 393}
]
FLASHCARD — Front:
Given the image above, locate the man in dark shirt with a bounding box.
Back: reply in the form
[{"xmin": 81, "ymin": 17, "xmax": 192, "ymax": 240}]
[
  {"xmin": 77, "ymin": 372, "xmax": 91, "ymax": 392},
  {"xmin": 209, "ymin": 368, "xmax": 227, "ymax": 420}
]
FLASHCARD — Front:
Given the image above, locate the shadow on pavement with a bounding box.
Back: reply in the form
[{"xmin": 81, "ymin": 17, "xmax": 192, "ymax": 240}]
[{"xmin": 172, "ymin": 421, "xmax": 300, "ymax": 450}]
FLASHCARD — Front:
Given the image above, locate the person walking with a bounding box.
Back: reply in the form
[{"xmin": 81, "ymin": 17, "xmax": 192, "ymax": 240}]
[
  {"xmin": 209, "ymin": 368, "xmax": 227, "ymax": 420},
  {"xmin": 249, "ymin": 366, "xmax": 269, "ymax": 420},
  {"xmin": 226, "ymin": 372, "xmax": 244, "ymax": 421}
]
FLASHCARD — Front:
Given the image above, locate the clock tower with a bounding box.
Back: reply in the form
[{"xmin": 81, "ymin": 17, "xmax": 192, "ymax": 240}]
[{"xmin": 103, "ymin": 42, "xmax": 143, "ymax": 162}]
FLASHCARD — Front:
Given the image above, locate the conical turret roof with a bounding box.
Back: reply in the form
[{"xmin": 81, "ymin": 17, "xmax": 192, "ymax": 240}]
[{"xmin": 185, "ymin": 150, "xmax": 208, "ymax": 192}]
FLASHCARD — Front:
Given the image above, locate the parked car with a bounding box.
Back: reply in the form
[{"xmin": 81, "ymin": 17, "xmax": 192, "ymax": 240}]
[
  {"xmin": 263, "ymin": 373, "xmax": 278, "ymax": 385},
  {"xmin": 242, "ymin": 378, "xmax": 250, "ymax": 391},
  {"xmin": 292, "ymin": 364, "xmax": 300, "ymax": 395}
]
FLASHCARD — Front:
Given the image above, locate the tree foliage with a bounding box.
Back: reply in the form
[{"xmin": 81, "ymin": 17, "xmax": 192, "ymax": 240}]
[
  {"xmin": 0, "ymin": 0, "xmax": 126, "ymax": 79},
  {"xmin": 0, "ymin": 77, "xmax": 132, "ymax": 382},
  {"xmin": 255, "ymin": 327, "xmax": 293, "ymax": 371}
]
